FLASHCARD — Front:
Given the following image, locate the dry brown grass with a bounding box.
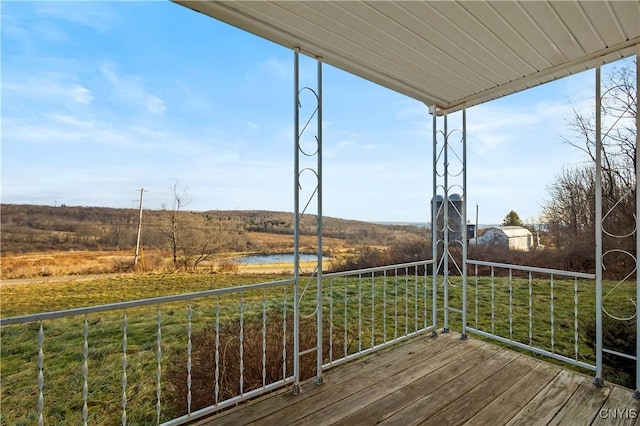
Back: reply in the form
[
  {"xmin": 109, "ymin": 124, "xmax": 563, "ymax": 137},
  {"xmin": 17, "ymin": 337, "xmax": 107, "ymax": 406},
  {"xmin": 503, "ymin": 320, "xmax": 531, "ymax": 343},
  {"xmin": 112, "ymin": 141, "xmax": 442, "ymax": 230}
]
[
  {"xmin": 0, "ymin": 231, "xmax": 354, "ymax": 280},
  {"xmin": 0, "ymin": 249, "xmax": 170, "ymax": 279}
]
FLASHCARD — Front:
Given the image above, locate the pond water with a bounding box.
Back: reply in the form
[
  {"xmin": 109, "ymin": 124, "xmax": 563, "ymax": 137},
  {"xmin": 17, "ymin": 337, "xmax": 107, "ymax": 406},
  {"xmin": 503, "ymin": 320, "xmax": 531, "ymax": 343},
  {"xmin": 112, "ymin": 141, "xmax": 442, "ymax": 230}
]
[{"xmin": 237, "ymin": 253, "xmax": 327, "ymax": 265}]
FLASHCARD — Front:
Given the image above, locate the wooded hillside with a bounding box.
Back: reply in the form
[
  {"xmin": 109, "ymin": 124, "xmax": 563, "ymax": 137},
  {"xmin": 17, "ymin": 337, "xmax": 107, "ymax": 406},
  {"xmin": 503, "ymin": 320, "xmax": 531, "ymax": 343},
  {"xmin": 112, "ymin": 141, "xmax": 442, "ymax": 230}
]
[{"xmin": 0, "ymin": 204, "xmax": 424, "ymax": 255}]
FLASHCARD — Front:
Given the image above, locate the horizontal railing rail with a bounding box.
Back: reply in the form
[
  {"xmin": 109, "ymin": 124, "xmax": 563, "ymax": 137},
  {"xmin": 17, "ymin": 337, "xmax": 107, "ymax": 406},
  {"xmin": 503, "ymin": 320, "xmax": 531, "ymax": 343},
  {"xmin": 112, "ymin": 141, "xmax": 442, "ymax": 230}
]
[
  {"xmin": 0, "ymin": 279, "xmax": 295, "ymax": 326},
  {"xmin": 465, "ymin": 259, "xmax": 597, "ymax": 371}
]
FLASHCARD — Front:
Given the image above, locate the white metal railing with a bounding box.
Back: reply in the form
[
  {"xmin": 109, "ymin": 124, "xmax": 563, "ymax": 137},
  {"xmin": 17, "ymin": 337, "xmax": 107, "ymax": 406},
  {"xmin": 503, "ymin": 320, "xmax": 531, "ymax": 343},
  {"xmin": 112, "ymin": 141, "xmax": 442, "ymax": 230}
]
[
  {"xmin": 0, "ymin": 260, "xmax": 438, "ymax": 425},
  {"xmin": 1, "ymin": 279, "xmax": 297, "ymax": 426},
  {"xmin": 465, "ymin": 259, "xmax": 597, "ymax": 371},
  {"xmin": 5, "ymin": 257, "xmax": 604, "ymax": 424}
]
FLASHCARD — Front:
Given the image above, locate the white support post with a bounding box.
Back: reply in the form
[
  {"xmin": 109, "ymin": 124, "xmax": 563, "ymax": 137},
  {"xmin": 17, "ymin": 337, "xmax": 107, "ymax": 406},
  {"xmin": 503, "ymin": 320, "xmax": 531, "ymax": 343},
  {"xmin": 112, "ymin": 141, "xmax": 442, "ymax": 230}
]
[
  {"xmin": 461, "ymin": 107, "xmax": 468, "ymax": 340},
  {"xmin": 443, "ymin": 113, "xmax": 449, "ymax": 333},
  {"xmin": 594, "ymin": 63, "xmax": 604, "ymax": 387},
  {"xmin": 292, "ymin": 47, "xmax": 301, "ymax": 395},
  {"xmin": 635, "ymin": 46, "xmax": 640, "ymax": 398},
  {"xmin": 315, "ymin": 57, "xmax": 324, "ymax": 386},
  {"xmin": 431, "ymin": 107, "xmax": 438, "ymax": 337}
]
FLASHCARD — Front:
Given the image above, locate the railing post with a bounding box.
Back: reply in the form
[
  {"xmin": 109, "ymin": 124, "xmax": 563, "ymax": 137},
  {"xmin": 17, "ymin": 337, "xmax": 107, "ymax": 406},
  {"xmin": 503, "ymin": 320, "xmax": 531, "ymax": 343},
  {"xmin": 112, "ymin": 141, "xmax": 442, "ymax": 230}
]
[{"xmin": 594, "ymin": 62, "xmax": 604, "ymax": 387}]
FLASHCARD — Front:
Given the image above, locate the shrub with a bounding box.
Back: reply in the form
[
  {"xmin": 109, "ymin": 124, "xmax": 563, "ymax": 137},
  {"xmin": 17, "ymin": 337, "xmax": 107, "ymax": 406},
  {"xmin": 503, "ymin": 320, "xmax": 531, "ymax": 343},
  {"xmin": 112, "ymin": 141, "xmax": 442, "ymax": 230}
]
[
  {"xmin": 164, "ymin": 311, "xmax": 345, "ymax": 417},
  {"xmin": 216, "ymin": 259, "xmax": 240, "ymax": 274},
  {"xmin": 330, "ymin": 238, "xmax": 431, "ymax": 273}
]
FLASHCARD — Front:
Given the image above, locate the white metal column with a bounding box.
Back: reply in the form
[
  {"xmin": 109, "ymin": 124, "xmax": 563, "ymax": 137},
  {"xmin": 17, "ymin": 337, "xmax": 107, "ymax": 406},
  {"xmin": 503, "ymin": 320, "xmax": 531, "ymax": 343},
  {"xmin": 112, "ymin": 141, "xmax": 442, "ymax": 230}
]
[
  {"xmin": 635, "ymin": 47, "xmax": 640, "ymax": 398},
  {"xmin": 292, "ymin": 47, "xmax": 301, "ymax": 394},
  {"xmin": 431, "ymin": 107, "xmax": 467, "ymax": 337},
  {"xmin": 594, "ymin": 62, "xmax": 604, "ymax": 387},
  {"xmin": 292, "ymin": 48, "xmax": 324, "ymax": 393}
]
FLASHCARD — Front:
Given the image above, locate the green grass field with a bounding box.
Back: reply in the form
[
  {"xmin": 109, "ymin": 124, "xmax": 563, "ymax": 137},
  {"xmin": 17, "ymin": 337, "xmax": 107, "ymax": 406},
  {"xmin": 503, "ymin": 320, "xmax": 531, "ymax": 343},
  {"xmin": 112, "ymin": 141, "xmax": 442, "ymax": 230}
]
[{"xmin": 1, "ymin": 271, "xmax": 636, "ymax": 425}]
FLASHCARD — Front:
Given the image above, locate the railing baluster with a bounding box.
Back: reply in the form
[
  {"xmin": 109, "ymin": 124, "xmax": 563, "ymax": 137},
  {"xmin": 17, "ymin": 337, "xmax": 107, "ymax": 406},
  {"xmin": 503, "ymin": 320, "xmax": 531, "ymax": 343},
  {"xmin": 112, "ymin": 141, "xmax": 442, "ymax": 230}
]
[
  {"xmin": 405, "ymin": 271, "xmax": 409, "ymax": 336},
  {"xmin": 83, "ymin": 316, "xmax": 89, "ymax": 426},
  {"xmin": 38, "ymin": 322, "xmax": 44, "ymax": 426},
  {"xmin": 215, "ymin": 297, "xmax": 220, "ymax": 403},
  {"xmin": 509, "ymin": 268, "xmax": 513, "ymax": 341},
  {"xmin": 491, "ymin": 267, "xmax": 495, "ymax": 335},
  {"xmin": 528, "ymin": 272, "xmax": 533, "ymax": 346},
  {"xmin": 186, "ymin": 306, "xmax": 192, "ymax": 415},
  {"xmin": 423, "ymin": 266, "xmax": 428, "ymax": 330},
  {"xmin": 574, "ymin": 277, "xmax": 579, "ymax": 361},
  {"xmin": 240, "ymin": 292, "xmax": 244, "ymax": 395},
  {"xmin": 282, "ymin": 286, "xmax": 287, "ymax": 379},
  {"xmin": 414, "ymin": 267, "xmax": 418, "ymax": 332},
  {"xmin": 394, "ymin": 269, "xmax": 398, "ymax": 339},
  {"xmin": 329, "ymin": 278, "xmax": 334, "ymax": 362},
  {"xmin": 262, "ymin": 288, "xmax": 267, "ymax": 388},
  {"xmin": 383, "ymin": 270, "xmax": 387, "ymax": 342},
  {"xmin": 358, "ymin": 273, "xmax": 362, "ymax": 352},
  {"xmin": 156, "ymin": 309, "xmax": 162, "ymax": 425},
  {"xmin": 550, "ymin": 275, "xmax": 555, "ymax": 353},
  {"xmin": 122, "ymin": 312, "xmax": 128, "ymax": 426},
  {"xmin": 371, "ymin": 273, "xmax": 375, "ymax": 348},
  {"xmin": 343, "ymin": 277, "xmax": 348, "ymax": 358},
  {"xmin": 474, "ymin": 264, "xmax": 479, "ymax": 329}
]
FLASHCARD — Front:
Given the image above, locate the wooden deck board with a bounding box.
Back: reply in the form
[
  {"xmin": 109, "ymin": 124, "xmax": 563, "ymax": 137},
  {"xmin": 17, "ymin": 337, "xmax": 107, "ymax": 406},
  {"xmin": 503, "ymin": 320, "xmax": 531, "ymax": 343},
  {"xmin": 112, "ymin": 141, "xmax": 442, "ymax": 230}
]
[
  {"xmin": 303, "ymin": 343, "xmax": 492, "ymax": 426},
  {"xmin": 547, "ymin": 379, "xmax": 612, "ymax": 426},
  {"xmin": 198, "ymin": 332, "xmax": 639, "ymax": 426},
  {"xmin": 504, "ymin": 369, "xmax": 585, "ymax": 425},
  {"xmin": 463, "ymin": 361, "xmax": 560, "ymax": 425},
  {"xmin": 207, "ymin": 333, "xmax": 462, "ymax": 425},
  {"xmin": 590, "ymin": 386, "xmax": 640, "ymax": 426},
  {"xmin": 379, "ymin": 349, "xmax": 518, "ymax": 426},
  {"xmin": 421, "ymin": 354, "xmax": 539, "ymax": 425},
  {"xmin": 257, "ymin": 336, "xmax": 474, "ymax": 425}
]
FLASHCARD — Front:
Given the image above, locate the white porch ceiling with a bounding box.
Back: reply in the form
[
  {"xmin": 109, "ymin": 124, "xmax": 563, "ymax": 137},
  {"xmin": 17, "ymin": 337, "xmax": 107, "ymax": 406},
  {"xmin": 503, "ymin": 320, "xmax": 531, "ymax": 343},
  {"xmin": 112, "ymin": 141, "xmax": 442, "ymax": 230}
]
[{"xmin": 175, "ymin": 1, "xmax": 640, "ymax": 113}]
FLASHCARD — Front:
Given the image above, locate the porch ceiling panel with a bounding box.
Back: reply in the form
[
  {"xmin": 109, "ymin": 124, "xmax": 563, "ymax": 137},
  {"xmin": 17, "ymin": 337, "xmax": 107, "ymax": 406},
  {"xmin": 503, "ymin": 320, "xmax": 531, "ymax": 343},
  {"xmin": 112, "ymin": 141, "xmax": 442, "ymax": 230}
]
[{"xmin": 175, "ymin": 0, "xmax": 640, "ymax": 113}]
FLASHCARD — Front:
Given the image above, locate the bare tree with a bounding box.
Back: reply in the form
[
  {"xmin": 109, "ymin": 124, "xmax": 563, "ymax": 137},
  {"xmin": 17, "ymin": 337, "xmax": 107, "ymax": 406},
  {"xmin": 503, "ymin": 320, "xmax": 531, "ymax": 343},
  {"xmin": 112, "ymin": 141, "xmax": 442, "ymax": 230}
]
[
  {"xmin": 156, "ymin": 183, "xmax": 192, "ymax": 267},
  {"xmin": 563, "ymin": 59, "xmax": 636, "ymax": 216},
  {"xmin": 542, "ymin": 59, "xmax": 636, "ymax": 252}
]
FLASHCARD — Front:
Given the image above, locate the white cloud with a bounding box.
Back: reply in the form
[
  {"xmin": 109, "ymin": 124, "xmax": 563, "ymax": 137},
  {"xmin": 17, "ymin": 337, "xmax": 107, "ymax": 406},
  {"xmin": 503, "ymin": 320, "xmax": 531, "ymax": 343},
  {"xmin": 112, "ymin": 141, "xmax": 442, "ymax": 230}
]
[
  {"xmin": 468, "ymin": 100, "xmax": 575, "ymax": 155},
  {"xmin": 176, "ymin": 80, "xmax": 209, "ymax": 111},
  {"xmin": 3, "ymin": 73, "xmax": 94, "ymax": 105},
  {"xmin": 47, "ymin": 113, "xmax": 94, "ymax": 128},
  {"xmin": 100, "ymin": 64, "xmax": 166, "ymax": 115},
  {"xmin": 34, "ymin": 3, "xmax": 119, "ymax": 34},
  {"xmin": 259, "ymin": 56, "xmax": 292, "ymax": 80}
]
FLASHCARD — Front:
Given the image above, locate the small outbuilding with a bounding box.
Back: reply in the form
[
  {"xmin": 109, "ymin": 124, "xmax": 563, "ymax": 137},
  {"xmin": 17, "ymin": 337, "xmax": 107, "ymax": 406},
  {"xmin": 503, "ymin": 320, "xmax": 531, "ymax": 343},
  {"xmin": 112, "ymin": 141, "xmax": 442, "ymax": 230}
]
[{"xmin": 472, "ymin": 226, "xmax": 533, "ymax": 251}]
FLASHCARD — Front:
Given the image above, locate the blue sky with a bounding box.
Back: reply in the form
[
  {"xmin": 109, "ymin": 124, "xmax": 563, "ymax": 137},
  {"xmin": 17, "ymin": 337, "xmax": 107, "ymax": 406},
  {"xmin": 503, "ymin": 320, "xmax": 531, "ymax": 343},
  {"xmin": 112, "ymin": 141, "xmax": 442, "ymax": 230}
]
[{"xmin": 0, "ymin": 1, "xmax": 622, "ymax": 224}]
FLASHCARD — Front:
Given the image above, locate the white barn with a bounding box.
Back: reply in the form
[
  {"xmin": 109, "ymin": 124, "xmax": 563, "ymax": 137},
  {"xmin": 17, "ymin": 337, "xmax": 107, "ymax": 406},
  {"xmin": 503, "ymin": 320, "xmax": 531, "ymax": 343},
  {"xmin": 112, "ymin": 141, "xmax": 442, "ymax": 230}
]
[{"xmin": 473, "ymin": 226, "xmax": 533, "ymax": 251}]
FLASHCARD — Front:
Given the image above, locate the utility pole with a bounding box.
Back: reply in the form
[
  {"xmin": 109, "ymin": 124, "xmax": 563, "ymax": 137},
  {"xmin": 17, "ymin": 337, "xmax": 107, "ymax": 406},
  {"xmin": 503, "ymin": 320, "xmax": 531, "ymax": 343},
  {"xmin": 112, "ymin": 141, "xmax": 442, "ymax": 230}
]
[{"xmin": 134, "ymin": 188, "xmax": 147, "ymax": 267}]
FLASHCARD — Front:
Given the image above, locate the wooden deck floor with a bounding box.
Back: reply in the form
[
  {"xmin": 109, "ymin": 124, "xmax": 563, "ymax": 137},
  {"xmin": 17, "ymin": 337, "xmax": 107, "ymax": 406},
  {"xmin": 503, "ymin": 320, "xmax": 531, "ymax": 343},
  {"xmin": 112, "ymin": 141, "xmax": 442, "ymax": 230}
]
[{"xmin": 195, "ymin": 332, "xmax": 640, "ymax": 426}]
